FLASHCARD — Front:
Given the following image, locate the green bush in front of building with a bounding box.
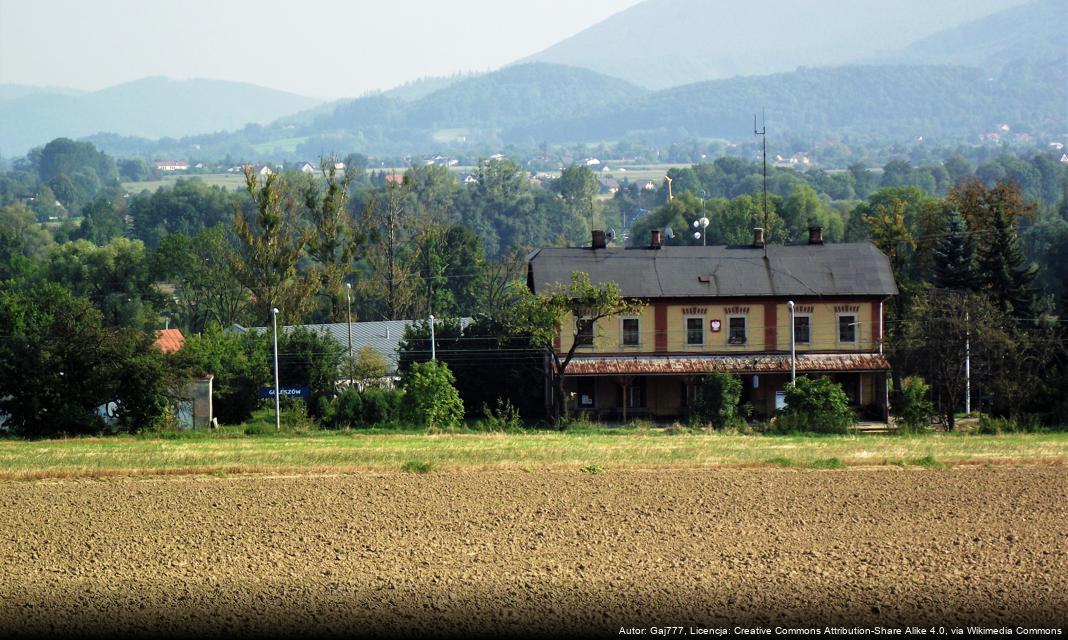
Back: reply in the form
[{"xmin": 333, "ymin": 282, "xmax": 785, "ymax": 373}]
[
  {"xmin": 777, "ymin": 376, "xmax": 855, "ymax": 434},
  {"xmin": 692, "ymin": 372, "xmax": 743, "ymax": 429}
]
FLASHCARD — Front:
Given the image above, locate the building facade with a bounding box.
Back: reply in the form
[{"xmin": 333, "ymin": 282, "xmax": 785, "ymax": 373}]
[{"xmin": 527, "ymin": 228, "xmax": 898, "ymax": 422}]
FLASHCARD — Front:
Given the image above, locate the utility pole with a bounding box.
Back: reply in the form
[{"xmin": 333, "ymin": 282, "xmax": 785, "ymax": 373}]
[
  {"xmin": 345, "ymin": 283, "xmax": 353, "ymax": 385},
  {"xmin": 964, "ymin": 311, "xmax": 971, "ymax": 415},
  {"xmin": 272, "ymin": 307, "xmax": 280, "ymax": 430},
  {"xmin": 754, "ymin": 111, "xmax": 768, "ymax": 259}
]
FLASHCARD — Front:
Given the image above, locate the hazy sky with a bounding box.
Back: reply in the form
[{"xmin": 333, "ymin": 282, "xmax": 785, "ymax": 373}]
[{"xmin": 0, "ymin": 0, "xmax": 643, "ymax": 99}]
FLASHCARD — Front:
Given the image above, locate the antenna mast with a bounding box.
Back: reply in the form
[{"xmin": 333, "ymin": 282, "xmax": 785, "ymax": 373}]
[{"xmin": 754, "ymin": 110, "xmax": 767, "ymax": 258}]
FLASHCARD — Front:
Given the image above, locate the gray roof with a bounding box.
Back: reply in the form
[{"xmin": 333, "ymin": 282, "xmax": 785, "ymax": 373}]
[
  {"xmin": 234, "ymin": 319, "xmax": 471, "ymax": 372},
  {"xmin": 528, "ymin": 243, "xmax": 897, "ymax": 298}
]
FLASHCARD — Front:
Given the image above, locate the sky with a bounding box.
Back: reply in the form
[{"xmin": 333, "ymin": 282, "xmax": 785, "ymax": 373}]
[{"xmin": 0, "ymin": 0, "xmax": 643, "ymax": 99}]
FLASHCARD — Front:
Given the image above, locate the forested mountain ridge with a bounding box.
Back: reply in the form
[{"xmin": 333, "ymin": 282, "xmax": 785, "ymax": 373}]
[
  {"xmin": 79, "ymin": 60, "xmax": 1066, "ymax": 162},
  {"xmin": 0, "ymin": 77, "xmax": 321, "ymax": 157},
  {"xmin": 507, "ymin": 62, "xmax": 1067, "ymax": 145},
  {"xmin": 520, "ymin": 0, "xmax": 1027, "ymax": 89},
  {"xmin": 881, "ymin": 0, "xmax": 1067, "ymax": 70}
]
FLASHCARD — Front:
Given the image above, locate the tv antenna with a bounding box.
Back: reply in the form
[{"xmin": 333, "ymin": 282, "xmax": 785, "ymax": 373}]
[{"xmin": 754, "ymin": 110, "xmax": 768, "ymax": 258}]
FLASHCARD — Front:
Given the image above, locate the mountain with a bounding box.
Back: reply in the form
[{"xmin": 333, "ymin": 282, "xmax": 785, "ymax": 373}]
[
  {"xmin": 80, "ymin": 60, "xmax": 1065, "ymax": 162},
  {"xmin": 308, "ymin": 62, "xmax": 646, "ymax": 137},
  {"xmin": 0, "ymin": 84, "xmax": 85, "ymax": 102},
  {"xmin": 521, "ymin": 0, "xmax": 1029, "ymax": 89},
  {"xmin": 505, "ymin": 63, "xmax": 1067, "ymax": 144},
  {"xmin": 882, "ymin": 0, "xmax": 1067, "ymax": 70},
  {"xmin": 0, "ymin": 77, "xmax": 321, "ymax": 157}
]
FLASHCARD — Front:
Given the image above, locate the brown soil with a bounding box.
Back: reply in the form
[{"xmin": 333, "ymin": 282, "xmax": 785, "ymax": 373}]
[{"xmin": 0, "ymin": 467, "xmax": 1064, "ymax": 637}]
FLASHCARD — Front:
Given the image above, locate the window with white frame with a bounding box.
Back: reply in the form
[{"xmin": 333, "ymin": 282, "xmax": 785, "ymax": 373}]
[
  {"xmin": 621, "ymin": 317, "xmax": 640, "ymax": 346},
  {"xmin": 838, "ymin": 314, "xmax": 857, "ymax": 344},
  {"xmin": 728, "ymin": 316, "xmax": 747, "ymax": 344},
  {"xmin": 685, "ymin": 317, "xmax": 704, "ymax": 345},
  {"xmin": 793, "ymin": 315, "xmax": 811, "ymax": 344}
]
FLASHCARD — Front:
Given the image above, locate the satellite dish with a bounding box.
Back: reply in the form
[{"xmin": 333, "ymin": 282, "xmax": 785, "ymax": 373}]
[
  {"xmin": 693, "ymin": 231, "xmax": 702, "ymax": 240},
  {"xmin": 662, "ymin": 226, "xmax": 675, "ymax": 240}
]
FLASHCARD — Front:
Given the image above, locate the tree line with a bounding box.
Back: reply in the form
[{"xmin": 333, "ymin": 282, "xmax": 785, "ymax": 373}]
[{"xmin": 1, "ymin": 138, "xmax": 1067, "ymax": 435}]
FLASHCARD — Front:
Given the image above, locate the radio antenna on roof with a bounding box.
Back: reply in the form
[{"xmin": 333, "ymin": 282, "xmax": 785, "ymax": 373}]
[{"xmin": 754, "ymin": 109, "xmax": 768, "ymax": 259}]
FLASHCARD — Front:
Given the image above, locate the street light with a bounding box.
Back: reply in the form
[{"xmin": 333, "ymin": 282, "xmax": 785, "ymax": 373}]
[
  {"xmin": 272, "ymin": 307, "xmax": 280, "ymax": 430},
  {"xmin": 787, "ymin": 300, "xmax": 796, "ymax": 385},
  {"xmin": 345, "ymin": 283, "xmax": 353, "ymax": 385},
  {"xmin": 429, "ymin": 313, "xmax": 436, "ymax": 361},
  {"xmin": 692, "ymin": 217, "xmax": 709, "ymax": 246}
]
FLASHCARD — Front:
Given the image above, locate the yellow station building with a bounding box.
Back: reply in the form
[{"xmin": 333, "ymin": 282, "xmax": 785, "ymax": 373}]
[{"xmin": 526, "ymin": 227, "xmax": 898, "ymax": 421}]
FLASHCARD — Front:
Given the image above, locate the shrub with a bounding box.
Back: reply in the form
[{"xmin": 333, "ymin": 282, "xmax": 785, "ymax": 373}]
[
  {"xmin": 780, "ymin": 377, "xmax": 854, "ymax": 434},
  {"xmin": 895, "ymin": 376, "xmax": 934, "ymax": 433},
  {"xmin": 403, "ymin": 361, "xmax": 464, "ymax": 430},
  {"xmin": 360, "ymin": 387, "xmax": 402, "ymax": 426},
  {"xmin": 479, "ymin": 397, "xmax": 522, "ymax": 432},
  {"xmin": 330, "ymin": 387, "xmax": 363, "ymax": 429},
  {"xmin": 692, "ymin": 372, "xmax": 742, "ymax": 428}
]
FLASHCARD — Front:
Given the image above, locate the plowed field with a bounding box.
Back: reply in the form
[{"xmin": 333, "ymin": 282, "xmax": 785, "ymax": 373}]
[{"xmin": 1, "ymin": 467, "xmax": 1064, "ymax": 637}]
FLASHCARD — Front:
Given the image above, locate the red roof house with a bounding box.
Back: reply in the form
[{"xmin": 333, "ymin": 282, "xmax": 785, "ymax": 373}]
[{"xmin": 154, "ymin": 329, "xmax": 185, "ymax": 354}]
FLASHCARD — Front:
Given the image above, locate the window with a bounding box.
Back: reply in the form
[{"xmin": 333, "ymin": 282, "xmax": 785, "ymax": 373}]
[
  {"xmin": 622, "ymin": 318, "xmax": 640, "ymax": 346},
  {"xmin": 794, "ymin": 316, "xmax": 811, "ymax": 344},
  {"xmin": 686, "ymin": 317, "xmax": 704, "ymax": 345},
  {"xmin": 575, "ymin": 318, "xmax": 594, "ymax": 348},
  {"xmin": 838, "ymin": 315, "xmax": 857, "ymax": 343},
  {"xmin": 728, "ymin": 316, "xmax": 747, "ymax": 344},
  {"xmin": 577, "ymin": 379, "xmax": 595, "ymax": 407}
]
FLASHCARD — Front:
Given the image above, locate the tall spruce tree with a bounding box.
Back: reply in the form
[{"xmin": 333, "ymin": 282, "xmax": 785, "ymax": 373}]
[
  {"xmin": 932, "ymin": 210, "xmax": 980, "ymax": 291},
  {"xmin": 978, "ymin": 198, "xmax": 1038, "ymax": 318}
]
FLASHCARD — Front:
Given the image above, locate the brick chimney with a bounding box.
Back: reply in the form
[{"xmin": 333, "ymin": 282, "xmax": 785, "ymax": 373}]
[
  {"xmin": 808, "ymin": 226, "xmax": 824, "ymax": 245},
  {"xmin": 591, "ymin": 229, "xmax": 606, "ymax": 250},
  {"xmin": 752, "ymin": 227, "xmax": 765, "ymax": 248},
  {"xmin": 650, "ymin": 229, "xmax": 662, "ymax": 249}
]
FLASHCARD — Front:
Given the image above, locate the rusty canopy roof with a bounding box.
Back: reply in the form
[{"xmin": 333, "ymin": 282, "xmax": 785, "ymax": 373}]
[
  {"xmin": 528, "ymin": 243, "xmax": 898, "ymax": 298},
  {"xmin": 566, "ymin": 353, "xmax": 890, "ymax": 376}
]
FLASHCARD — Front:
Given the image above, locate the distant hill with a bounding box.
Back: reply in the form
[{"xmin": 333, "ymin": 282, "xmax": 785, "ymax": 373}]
[
  {"xmin": 80, "ymin": 61, "xmax": 1065, "ymax": 162},
  {"xmin": 0, "ymin": 77, "xmax": 320, "ymax": 157},
  {"xmin": 520, "ymin": 0, "xmax": 1028, "ymax": 89},
  {"xmin": 380, "ymin": 73, "xmax": 478, "ymax": 102},
  {"xmin": 0, "ymin": 84, "xmax": 85, "ymax": 102},
  {"xmin": 308, "ymin": 62, "xmax": 646, "ymax": 136},
  {"xmin": 505, "ymin": 63, "xmax": 1067, "ymax": 144},
  {"xmin": 881, "ymin": 0, "xmax": 1067, "ymax": 70}
]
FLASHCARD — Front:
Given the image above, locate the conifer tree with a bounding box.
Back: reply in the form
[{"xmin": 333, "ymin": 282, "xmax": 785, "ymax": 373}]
[{"xmin": 932, "ymin": 210, "xmax": 980, "ymax": 291}]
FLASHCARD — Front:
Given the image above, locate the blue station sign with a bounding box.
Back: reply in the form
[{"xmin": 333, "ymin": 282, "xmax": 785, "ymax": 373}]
[{"xmin": 259, "ymin": 386, "xmax": 311, "ymax": 399}]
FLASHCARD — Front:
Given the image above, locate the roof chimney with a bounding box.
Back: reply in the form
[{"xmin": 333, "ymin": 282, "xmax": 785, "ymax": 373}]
[
  {"xmin": 808, "ymin": 226, "xmax": 824, "ymax": 245},
  {"xmin": 752, "ymin": 227, "xmax": 765, "ymax": 248},
  {"xmin": 591, "ymin": 229, "xmax": 606, "ymax": 250},
  {"xmin": 650, "ymin": 229, "xmax": 662, "ymax": 250}
]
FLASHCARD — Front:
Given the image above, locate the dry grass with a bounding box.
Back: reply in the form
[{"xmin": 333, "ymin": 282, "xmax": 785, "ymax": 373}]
[{"xmin": 0, "ymin": 430, "xmax": 1064, "ymax": 480}]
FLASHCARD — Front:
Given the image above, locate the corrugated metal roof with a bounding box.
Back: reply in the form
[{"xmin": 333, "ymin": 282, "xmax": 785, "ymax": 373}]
[
  {"xmin": 528, "ymin": 243, "xmax": 898, "ymax": 298},
  {"xmin": 237, "ymin": 319, "xmax": 471, "ymax": 372},
  {"xmin": 566, "ymin": 353, "xmax": 890, "ymax": 375}
]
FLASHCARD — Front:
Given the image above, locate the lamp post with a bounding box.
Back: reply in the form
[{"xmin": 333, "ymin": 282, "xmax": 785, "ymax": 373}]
[
  {"xmin": 272, "ymin": 307, "xmax": 280, "ymax": 430},
  {"xmin": 787, "ymin": 300, "xmax": 796, "ymax": 385},
  {"xmin": 692, "ymin": 216, "xmax": 709, "ymax": 246},
  {"xmin": 428, "ymin": 314, "xmax": 436, "ymax": 361},
  {"xmin": 345, "ymin": 283, "xmax": 353, "ymax": 384}
]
